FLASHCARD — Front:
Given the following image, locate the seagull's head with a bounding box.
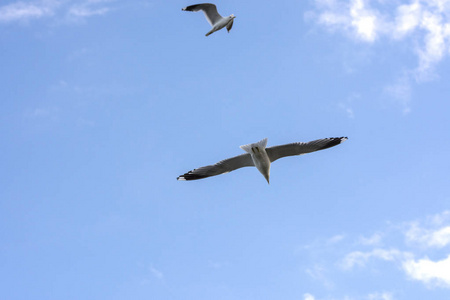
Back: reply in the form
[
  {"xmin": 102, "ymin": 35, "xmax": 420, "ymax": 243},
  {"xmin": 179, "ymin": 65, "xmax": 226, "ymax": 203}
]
[{"xmin": 230, "ymin": 14, "xmax": 236, "ymax": 19}]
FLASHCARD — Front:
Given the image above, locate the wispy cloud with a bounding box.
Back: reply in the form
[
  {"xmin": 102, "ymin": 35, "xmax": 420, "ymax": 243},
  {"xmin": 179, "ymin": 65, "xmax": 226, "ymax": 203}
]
[
  {"xmin": 338, "ymin": 92, "xmax": 360, "ymax": 118},
  {"xmin": 304, "ymin": 293, "xmax": 316, "ymax": 300},
  {"xmin": 0, "ymin": 0, "xmax": 114, "ymax": 24},
  {"xmin": 68, "ymin": 0, "xmax": 112, "ymax": 18},
  {"xmin": 302, "ymin": 291, "xmax": 395, "ymax": 300},
  {"xmin": 301, "ymin": 210, "xmax": 450, "ymax": 299},
  {"xmin": 358, "ymin": 232, "xmax": 383, "ymax": 246},
  {"xmin": 25, "ymin": 106, "xmax": 59, "ymax": 120},
  {"xmin": 312, "ymin": 0, "xmax": 380, "ymax": 43},
  {"xmin": 309, "ymin": 0, "xmax": 450, "ymax": 76},
  {"xmin": 340, "ymin": 248, "xmax": 412, "ymax": 270},
  {"xmin": 383, "ymin": 73, "xmax": 412, "ymax": 114},
  {"xmin": 0, "ymin": 1, "xmax": 59, "ymax": 23},
  {"xmin": 308, "ymin": 0, "xmax": 450, "ymax": 112},
  {"xmin": 150, "ymin": 265, "xmax": 164, "ymax": 280},
  {"xmin": 367, "ymin": 292, "xmax": 394, "ymax": 300},
  {"xmin": 305, "ymin": 264, "xmax": 335, "ymax": 289},
  {"xmin": 405, "ymin": 210, "xmax": 450, "ymax": 248},
  {"xmin": 207, "ymin": 260, "xmax": 230, "ymax": 269},
  {"xmin": 403, "ymin": 254, "xmax": 450, "ymax": 288}
]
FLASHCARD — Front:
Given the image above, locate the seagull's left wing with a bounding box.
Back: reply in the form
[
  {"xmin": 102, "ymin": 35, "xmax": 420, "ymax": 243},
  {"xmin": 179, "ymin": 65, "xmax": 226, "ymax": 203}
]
[
  {"xmin": 182, "ymin": 3, "xmax": 222, "ymax": 26},
  {"xmin": 177, "ymin": 153, "xmax": 254, "ymax": 181},
  {"xmin": 266, "ymin": 137, "xmax": 348, "ymax": 163}
]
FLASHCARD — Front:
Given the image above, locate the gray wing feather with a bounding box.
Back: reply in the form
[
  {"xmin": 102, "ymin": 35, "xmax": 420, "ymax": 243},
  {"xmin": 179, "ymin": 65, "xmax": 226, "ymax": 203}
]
[
  {"xmin": 266, "ymin": 137, "xmax": 348, "ymax": 163},
  {"xmin": 177, "ymin": 153, "xmax": 254, "ymax": 180},
  {"xmin": 226, "ymin": 19, "xmax": 233, "ymax": 32},
  {"xmin": 182, "ymin": 3, "xmax": 222, "ymax": 26}
]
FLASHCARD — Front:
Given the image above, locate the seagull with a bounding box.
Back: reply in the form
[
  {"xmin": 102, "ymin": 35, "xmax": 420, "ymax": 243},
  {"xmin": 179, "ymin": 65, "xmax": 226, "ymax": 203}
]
[
  {"xmin": 177, "ymin": 137, "xmax": 348, "ymax": 183},
  {"xmin": 182, "ymin": 3, "xmax": 236, "ymax": 36}
]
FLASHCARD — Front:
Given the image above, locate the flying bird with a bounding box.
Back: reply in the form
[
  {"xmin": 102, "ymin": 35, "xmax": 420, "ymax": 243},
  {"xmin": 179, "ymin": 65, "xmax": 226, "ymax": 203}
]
[
  {"xmin": 177, "ymin": 137, "xmax": 348, "ymax": 183},
  {"xmin": 182, "ymin": 3, "xmax": 236, "ymax": 36}
]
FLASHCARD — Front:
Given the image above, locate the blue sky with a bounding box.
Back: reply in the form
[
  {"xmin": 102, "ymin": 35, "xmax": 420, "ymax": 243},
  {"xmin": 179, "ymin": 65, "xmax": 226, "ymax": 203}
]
[{"xmin": 1, "ymin": 0, "xmax": 450, "ymax": 299}]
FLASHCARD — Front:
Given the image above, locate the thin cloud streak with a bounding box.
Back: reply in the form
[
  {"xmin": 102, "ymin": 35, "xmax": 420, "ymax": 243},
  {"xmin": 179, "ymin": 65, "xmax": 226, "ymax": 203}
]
[
  {"xmin": 367, "ymin": 292, "xmax": 394, "ymax": 300},
  {"xmin": 309, "ymin": 0, "xmax": 450, "ymax": 77},
  {"xmin": 0, "ymin": 0, "xmax": 113, "ymax": 24},
  {"xmin": 340, "ymin": 248, "xmax": 412, "ymax": 270},
  {"xmin": 308, "ymin": 0, "xmax": 450, "ymax": 112},
  {"xmin": 0, "ymin": 1, "xmax": 59, "ymax": 23},
  {"xmin": 304, "ymin": 293, "xmax": 315, "ymax": 300},
  {"xmin": 405, "ymin": 210, "xmax": 450, "ymax": 248},
  {"xmin": 68, "ymin": 0, "xmax": 113, "ymax": 17},
  {"xmin": 150, "ymin": 266, "xmax": 164, "ymax": 280},
  {"xmin": 383, "ymin": 74, "xmax": 412, "ymax": 114},
  {"xmin": 301, "ymin": 210, "xmax": 450, "ymax": 296}
]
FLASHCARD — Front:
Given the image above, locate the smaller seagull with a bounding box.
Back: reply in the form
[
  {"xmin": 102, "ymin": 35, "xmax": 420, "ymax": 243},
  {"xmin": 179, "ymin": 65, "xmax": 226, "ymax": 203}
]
[
  {"xmin": 182, "ymin": 3, "xmax": 236, "ymax": 36},
  {"xmin": 177, "ymin": 137, "xmax": 348, "ymax": 184}
]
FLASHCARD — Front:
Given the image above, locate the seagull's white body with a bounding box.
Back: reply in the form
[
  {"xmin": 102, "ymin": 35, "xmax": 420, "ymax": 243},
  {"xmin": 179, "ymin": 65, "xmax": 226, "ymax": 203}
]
[
  {"xmin": 182, "ymin": 3, "xmax": 235, "ymax": 36},
  {"xmin": 177, "ymin": 137, "xmax": 348, "ymax": 184},
  {"xmin": 240, "ymin": 138, "xmax": 271, "ymax": 183}
]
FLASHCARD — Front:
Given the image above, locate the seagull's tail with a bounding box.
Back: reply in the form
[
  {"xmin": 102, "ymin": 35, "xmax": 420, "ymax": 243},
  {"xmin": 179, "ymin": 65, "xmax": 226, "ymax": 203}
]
[{"xmin": 240, "ymin": 138, "xmax": 268, "ymax": 153}]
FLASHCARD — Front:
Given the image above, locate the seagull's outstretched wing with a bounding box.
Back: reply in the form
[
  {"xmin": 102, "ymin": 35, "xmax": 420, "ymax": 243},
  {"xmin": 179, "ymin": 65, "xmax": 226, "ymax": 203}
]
[
  {"xmin": 266, "ymin": 137, "xmax": 348, "ymax": 163},
  {"xmin": 177, "ymin": 153, "xmax": 254, "ymax": 181},
  {"xmin": 182, "ymin": 3, "xmax": 222, "ymax": 26},
  {"xmin": 226, "ymin": 19, "xmax": 234, "ymax": 32}
]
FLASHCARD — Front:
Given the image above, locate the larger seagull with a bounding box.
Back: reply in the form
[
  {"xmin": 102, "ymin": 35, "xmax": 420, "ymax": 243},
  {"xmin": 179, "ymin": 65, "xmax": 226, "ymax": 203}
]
[
  {"xmin": 182, "ymin": 3, "xmax": 236, "ymax": 36},
  {"xmin": 177, "ymin": 137, "xmax": 348, "ymax": 183}
]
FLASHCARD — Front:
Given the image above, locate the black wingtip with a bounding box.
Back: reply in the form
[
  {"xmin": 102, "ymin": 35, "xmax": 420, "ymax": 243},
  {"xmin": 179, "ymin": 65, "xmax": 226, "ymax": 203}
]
[
  {"xmin": 318, "ymin": 137, "xmax": 348, "ymax": 150},
  {"xmin": 177, "ymin": 170, "xmax": 209, "ymax": 181}
]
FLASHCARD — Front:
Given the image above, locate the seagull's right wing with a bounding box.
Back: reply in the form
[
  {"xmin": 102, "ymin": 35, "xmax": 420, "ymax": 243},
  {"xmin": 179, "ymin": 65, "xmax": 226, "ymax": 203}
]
[
  {"xmin": 182, "ymin": 3, "xmax": 222, "ymax": 26},
  {"xmin": 266, "ymin": 137, "xmax": 348, "ymax": 163},
  {"xmin": 177, "ymin": 153, "xmax": 254, "ymax": 181},
  {"xmin": 226, "ymin": 19, "xmax": 234, "ymax": 32}
]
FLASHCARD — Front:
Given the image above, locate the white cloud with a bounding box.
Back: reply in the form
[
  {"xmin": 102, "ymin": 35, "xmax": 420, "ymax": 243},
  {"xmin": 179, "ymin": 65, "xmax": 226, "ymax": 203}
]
[
  {"xmin": 431, "ymin": 210, "xmax": 450, "ymax": 225},
  {"xmin": 208, "ymin": 260, "xmax": 229, "ymax": 269},
  {"xmin": 406, "ymin": 225, "xmax": 450, "ymax": 248},
  {"xmin": 340, "ymin": 248, "xmax": 411, "ymax": 270},
  {"xmin": 0, "ymin": 0, "xmax": 114, "ymax": 24},
  {"xmin": 25, "ymin": 106, "xmax": 59, "ymax": 120},
  {"xmin": 150, "ymin": 265, "xmax": 164, "ymax": 280},
  {"xmin": 420, "ymin": 226, "xmax": 450, "ymax": 247},
  {"xmin": 309, "ymin": 0, "xmax": 450, "ymax": 108},
  {"xmin": 302, "ymin": 292, "xmax": 394, "ymax": 300},
  {"xmin": 301, "ymin": 211, "xmax": 450, "ymax": 299},
  {"xmin": 383, "ymin": 74, "xmax": 412, "ymax": 114},
  {"xmin": 306, "ymin": 264, "xmax": 335, "ymax": 289},
  {"xmin": 314, "ymin": 0, "xmax": 380, "ymax": 42},
  {"xmin": 367, "ymin": 292, "xmax": 394, "ymax": 300},
  {"xmin": 416, "ymin": 9, "xmax": 450, "ymax": 79},
  {"xmin": 304, "ymin": 293, "xmax": 316, "ymax": 300},
  {"xmin": 403, "ymin": 254, "xmax": 450, "ymax": 287},
  {"xmin": 350, "ymin": 0, "xmax": 378, "ymax": 42},
  {"xmin": 358, "ymin": 233, "xmax": 382, "ymax": 246},
  {"xmin": 338, "ymin": 92, "xmax": 360, "ymax": 118},
  {"xmin": 0, "ymin": 1, "xmax": 59, "ymax": 23},
  {"xmin": 68, "ymin": 6, "xmax": 108, "ymax": 17},
  {"xmin": 405, "ymin": 210, "xmax": 450, "ymax": 248},
  {"xmin": 68, "ymin": 0, "xmax": 112, "ymax": 18},
  {"xmin": 394, "ymin": 1, "xmax": 422, "ymax": 38},
  {"xmin": 314, "ymin": 0, "xmax": 450, "ymax": 74},
  {"xmin": 328, "ymin": 234, "xmax": 346, "ymax": 244}
]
